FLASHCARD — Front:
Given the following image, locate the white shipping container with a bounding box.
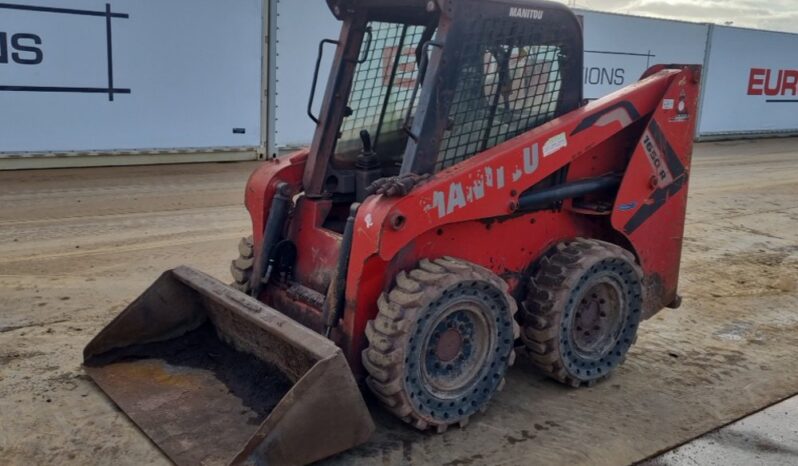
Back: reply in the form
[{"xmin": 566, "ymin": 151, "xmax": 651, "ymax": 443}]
[
  {"xmin": 577, "ymin": 10, "xmax": 708, "ymax": 101},
  {"xmin": 0, "ymin": 0, "xmax": 265, "ymax": 158},
  {"xmin": 698, "ymin": 25, "xmax": 798, "ymax": 137},
  {"xmin": 271, "ymin": 0, "xmax": 339, "ymax": 151},
  {"xmin": 3, "ymin": 1, "xmax": 797, "ymax": 169}
]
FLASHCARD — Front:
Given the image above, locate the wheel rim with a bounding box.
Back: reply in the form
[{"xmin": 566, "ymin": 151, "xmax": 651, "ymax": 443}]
[
  {"xmin": 421, "ymin": 299, "xmax": 494, "ymax": 397},
  {"xmin": 571, "ymin": 276, "xmax": 626, "ymax": 359},
  {"xmin": 401, "ymin": 280, "xmax": 515, "ymax": 423}
]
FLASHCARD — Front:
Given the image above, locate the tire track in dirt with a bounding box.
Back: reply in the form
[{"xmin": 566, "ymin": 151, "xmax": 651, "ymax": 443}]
[{"xmin": 2, "ymin": 143, "xmax": 798, "ymax": 466}]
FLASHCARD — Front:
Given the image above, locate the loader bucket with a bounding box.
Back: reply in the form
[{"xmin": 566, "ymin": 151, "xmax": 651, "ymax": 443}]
[{"xmin": 83, "ymin": 266, "xmax": 374, "ymax": 466}]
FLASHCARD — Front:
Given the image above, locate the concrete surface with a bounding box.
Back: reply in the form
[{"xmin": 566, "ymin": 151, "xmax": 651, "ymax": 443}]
[
  {"xmin": 0, "ymin": 138, "xmax": 797, "ymax": 465},
  {"xmin": 641, "ymin": 395, "xmax": 798, "ymax": 466}
]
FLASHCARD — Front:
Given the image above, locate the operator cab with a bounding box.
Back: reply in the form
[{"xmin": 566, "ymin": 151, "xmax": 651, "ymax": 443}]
[{"xmin": 305, "ymin": 0, "xmax": 583, "ymax": 203}]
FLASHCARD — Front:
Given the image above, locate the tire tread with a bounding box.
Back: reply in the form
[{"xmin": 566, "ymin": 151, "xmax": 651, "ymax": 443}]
[
  {"xmin": 520, "ymin": 238, "xmax": 643, "ymax": 388},
  {"xmin": 362, "ymin": 257, "xmax": 520, "ymax": 432}
]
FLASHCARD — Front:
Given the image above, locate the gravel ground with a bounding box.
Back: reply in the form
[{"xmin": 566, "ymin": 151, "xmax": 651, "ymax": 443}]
[{"xmin": 0, "ymin": 138, "xmax": 796, "ymax": 465}]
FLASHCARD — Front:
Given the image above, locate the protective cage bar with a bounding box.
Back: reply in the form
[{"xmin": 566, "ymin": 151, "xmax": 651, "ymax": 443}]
[
  {"xmin": 335, "ymin": 21, "xmax": 426, "ymax": 159},
  {"xmin": 436, "ymin": 18, "xmax": 566, "ymax": 171}
]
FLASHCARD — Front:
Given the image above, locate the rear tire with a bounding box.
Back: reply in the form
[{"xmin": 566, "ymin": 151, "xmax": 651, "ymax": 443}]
[
  {"xmin": 521, "ymin": 239, "xmax": 643, "ymax": 387},
  {"xmin": 362, "ymin": 257, "xmax": 520, "ymax": 432},
  {"xmin": 230, "ymin": 236, "xmax": 254, "ymax": 294}
]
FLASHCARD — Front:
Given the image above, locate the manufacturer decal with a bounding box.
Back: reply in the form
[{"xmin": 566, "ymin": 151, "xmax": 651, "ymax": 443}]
[
  {"xmin": 623, "ymin": 121, "xmax": 688, "ymax": 234},
  {"xmin": 642, "ymin": 130, "xmax": 674, "ymax": 185},
  {"xmin": 618, "ymin": 201, "xmax": 638, "ymax": 212},
  {"xmin": 543, "ymin": 132, "xmax": 567, "ymax": 157},
  {"xmin": 364, "ymin": 213, "xmax": 374, "ymax": 229},
  {"xmin": 509, "ymin": 7, "xmax": 544, "ymax": 20},
  {"xmin": 662, "ymin": 99, "xmax": 674, "ymax": 111},
  {"xmin": 427, "ymin": 143, "xmax": 542, "ymax": 219}
]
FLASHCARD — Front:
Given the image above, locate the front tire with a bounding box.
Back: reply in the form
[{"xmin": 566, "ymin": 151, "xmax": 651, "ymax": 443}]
[
  {"xmin": 521, "ymin": 239, "xmax": 644, "ymax": 387},
  {"xmin": 362, "ymin": 257, "xmax": 520, "ymax": 432}
]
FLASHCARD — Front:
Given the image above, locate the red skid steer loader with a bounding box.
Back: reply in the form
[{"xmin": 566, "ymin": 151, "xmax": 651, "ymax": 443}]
[{"xmin": 84, "ymin": 0, "xmax": 700, "ymax": 464}]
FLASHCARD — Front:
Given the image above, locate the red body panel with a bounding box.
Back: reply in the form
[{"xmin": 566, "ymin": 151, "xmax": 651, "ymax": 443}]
[
  {"xmin": 244, "ymin": 66, "xmax": 701, "ymax": 375},
  {"xmin": 245, "ymin": 151, "xmax": 308, "ymax": 249},
  {"xmin": 611, "ymin": 69, "xmax": 700, "ymax": 315}
]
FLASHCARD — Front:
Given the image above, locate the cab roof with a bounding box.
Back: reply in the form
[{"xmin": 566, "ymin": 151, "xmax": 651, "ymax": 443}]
[{"xmin": 326, "ymin": 0, "xmax": 573, "ymax": 23}]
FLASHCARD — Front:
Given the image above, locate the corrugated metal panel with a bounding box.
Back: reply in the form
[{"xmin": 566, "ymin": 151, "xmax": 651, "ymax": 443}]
[
  {"xmin": 0, "ymin": 0, "xmax": 267, "ymax": 168},
  {"xmin": 697, "ymin": 25, "xmax": 798, "ymax": 138},
  {"xmin": 0, "ymin": 147, "xmax": 260, "ymax": 170}
]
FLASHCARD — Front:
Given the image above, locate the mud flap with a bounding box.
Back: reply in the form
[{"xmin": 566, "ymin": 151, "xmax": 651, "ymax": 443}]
[{"xmin": 83, "ymin": 266, "xmax": 374, "ymax": 466}]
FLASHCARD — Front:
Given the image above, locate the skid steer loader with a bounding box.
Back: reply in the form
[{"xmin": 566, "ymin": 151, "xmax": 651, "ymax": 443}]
[{"xmin": 84, "ymin": 0, "xmax": 701, "ymax": 464}]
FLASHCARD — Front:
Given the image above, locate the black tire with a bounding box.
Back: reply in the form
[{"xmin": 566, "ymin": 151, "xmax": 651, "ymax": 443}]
[
  {"xmin": 230, "ymin": 236, "xmax": 254, "ymax": 293},
  {"xmin": 521, "ymin": 239, "xmax": 643, "ymax": 387},
  {"xmin": 362, "ymin": 257, "xmax": 520, "ymax": 432}
]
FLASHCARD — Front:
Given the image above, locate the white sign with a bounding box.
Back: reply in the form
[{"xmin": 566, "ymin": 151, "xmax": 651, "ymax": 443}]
[
  {"xmin": 578, "ymin": 10, "xmax": 708, "ymax": 101},
  {"xmin": 698, "ymin": 25, "xmax": 798, "ymax": 136},
  {"xmin": 0, "ymin": 0, "xmax": 263, "ymax": 154}
]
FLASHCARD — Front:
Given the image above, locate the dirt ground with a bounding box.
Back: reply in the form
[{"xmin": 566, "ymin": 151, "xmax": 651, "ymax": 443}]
[
  {"xmin": 1, "ymin": 138, "xmax": 797, "ymax": 466},
  {"xmin": 641, "ymin": 395, "xmax": 798, "ymax": 465}
]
